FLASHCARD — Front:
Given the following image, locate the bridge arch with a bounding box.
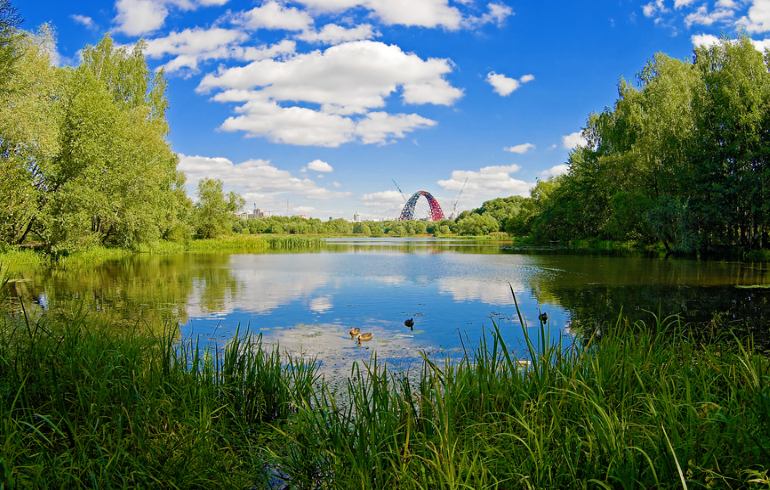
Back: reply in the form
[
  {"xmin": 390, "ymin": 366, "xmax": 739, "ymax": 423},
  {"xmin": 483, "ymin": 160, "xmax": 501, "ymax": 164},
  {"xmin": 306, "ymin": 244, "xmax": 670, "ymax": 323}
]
[{"xmin": 399, "ymin": 191, "xmax": 446, "ymax": 221}]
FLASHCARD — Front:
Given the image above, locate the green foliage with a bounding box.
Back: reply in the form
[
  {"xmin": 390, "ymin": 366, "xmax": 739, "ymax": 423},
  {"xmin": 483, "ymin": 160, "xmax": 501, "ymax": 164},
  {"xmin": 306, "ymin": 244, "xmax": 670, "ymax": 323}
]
[
  {"xmin": 0, "ymin": 0, "xmax": 22, "ymax": 93},
  {"xmin": 193, "ymin": 178, "xmax": 244, "ymax": 239},
  {"xmin": 0, "ymin": 319, "xmax": 317, "ymax": 488},
  {"xmin": 531, "ymin": 36, "xmax": 770, "ymax": 254},
  {"xmin": 455, "ymin": 212, "xmax": 499, "ymax": 235},
  {"xmin": 0, "ymin": 32, "xmax": 190, "ymax": 252}
]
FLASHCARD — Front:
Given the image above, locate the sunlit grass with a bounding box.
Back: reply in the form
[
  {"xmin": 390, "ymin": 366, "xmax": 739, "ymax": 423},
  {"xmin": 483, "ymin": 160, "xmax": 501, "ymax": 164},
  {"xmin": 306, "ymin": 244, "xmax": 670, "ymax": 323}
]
[
  {"xmin": 186, "ymin": 235, "xmax": 323, "ymax": 252},
  {"xmin": 1, "ymin": 291, "xmax": 768, "ymax": 488},
  {"xmin": 0, "ymin": 315, "xmax": 318, "ymax": 488}
]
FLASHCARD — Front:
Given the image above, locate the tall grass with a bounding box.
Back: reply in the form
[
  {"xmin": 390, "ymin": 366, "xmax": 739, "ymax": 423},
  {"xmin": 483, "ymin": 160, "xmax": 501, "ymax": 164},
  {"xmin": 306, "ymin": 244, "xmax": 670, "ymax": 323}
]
[
  {"xmin": 275, "ymin": 303, "xmax": 770, "ymax": 488},
  {"xmin": 0, "ymin": 315, "xmax": 318, "ymax": 488},
  {"xmin": 0, "ymin": 249, "xmax": 49, "ymax": 274},
  {"xmin": 186, "ymin": 235, "xmax": 323, "ymax": 252},
  {"xmin": 1, "ymin": 291, "xmax": 768, "ymax": 488}
]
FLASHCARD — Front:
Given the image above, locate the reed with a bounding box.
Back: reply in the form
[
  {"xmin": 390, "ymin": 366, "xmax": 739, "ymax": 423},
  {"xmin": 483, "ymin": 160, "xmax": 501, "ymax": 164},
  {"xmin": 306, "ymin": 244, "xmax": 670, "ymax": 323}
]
[
  {"xmin": 273, "ymin": 303, "xmax": 770, "ymax": 489},
  {"xmin": 1, "ymin": 291, "xmax": 768, "ymax": 488},
  {"xmin": 185, "ymin": 235, "xmax": 323, "ymax": 252},
  {"xmin": 0, "ymin": 315, "xmax": 318, "ymax": 488}
]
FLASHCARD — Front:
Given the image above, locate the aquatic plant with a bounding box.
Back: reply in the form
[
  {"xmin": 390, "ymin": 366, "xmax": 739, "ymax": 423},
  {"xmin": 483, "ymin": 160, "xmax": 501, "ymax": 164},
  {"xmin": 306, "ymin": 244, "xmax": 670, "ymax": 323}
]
[
  {"xmin": 0, "ymin": 316, "xmax": 317, "ymax": 488},
  {"xmin": 1, "ymin": 295, "xmax": 768, "ymax": 488}
]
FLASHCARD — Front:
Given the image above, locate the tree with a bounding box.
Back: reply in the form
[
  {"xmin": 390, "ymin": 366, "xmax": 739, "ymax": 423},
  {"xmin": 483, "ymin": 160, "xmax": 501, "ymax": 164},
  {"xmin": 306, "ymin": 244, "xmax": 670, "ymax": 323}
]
[
  {"xmin": 526, "ymin": 36, "xmax": 770, "ymax": 253},
  {"xmin": 455, "ymin": 213, "xmax": 499, "ymax": 236},
  {"xmin": 1, "ymin": 32, "xmax": 190, "ymax": 250},
  {"xmin": 194, "ymin": 178, "xmax": 244, "ymax": 239},
  {"xmin": 0, "ymin": 26, "xmax": 64, "ymax": 246},
  {"xmin": 0, "ymin": 0, "xmax": 22, "ymax": 93}
]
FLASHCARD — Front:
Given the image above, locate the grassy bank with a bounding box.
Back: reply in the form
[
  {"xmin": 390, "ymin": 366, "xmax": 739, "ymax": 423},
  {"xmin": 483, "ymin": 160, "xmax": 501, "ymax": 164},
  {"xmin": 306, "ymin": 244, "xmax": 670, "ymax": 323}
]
[
  {"xmin": 0, "ymin": 235, "xmax": 326, "ymax": 272},
  {"xmin": 1, "ymin": 303, "xmax": 768, "ymax": 489}
]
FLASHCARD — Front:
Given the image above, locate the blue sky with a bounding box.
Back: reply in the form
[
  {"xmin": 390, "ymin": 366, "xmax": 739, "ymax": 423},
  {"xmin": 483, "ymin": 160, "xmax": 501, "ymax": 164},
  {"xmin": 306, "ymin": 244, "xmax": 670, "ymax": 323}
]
[{"xmin": 17, "ymin": 0, "xmax": 770, "ymax": 220}]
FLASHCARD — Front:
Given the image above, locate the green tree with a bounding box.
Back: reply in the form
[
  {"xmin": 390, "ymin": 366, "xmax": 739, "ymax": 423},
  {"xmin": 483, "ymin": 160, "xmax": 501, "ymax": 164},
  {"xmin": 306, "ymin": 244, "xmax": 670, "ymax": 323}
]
[
  {"xmin": 1, "ymin": 32, "xmax": 189, "ymax": 250},
  {"xmin": 455, "ymin": 213, "xmax": 499, "ymax": 236},
  {"xmin": 0, "ymin": 0, "xmax": 22, "ymax": 93},
  {"xmin": 475, "ymin": 196, "xmax": 525, "ymax": 231},
  {"xmin": 194, "ymin": 178, "xmax": 245, "ymax": 239},
  {"xmin": 0, "ymin": 26, "xmax": 63, "ymax": 245}
]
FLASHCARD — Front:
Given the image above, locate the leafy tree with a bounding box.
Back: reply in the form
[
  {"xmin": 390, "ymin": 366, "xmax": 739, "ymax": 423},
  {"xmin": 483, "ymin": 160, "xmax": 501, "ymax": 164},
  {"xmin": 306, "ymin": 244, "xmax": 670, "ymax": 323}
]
[
  {"xmin": 0, "ymin": 26, "xmax": 63, "ymax": 245},
  {"xmin": 455, "ymin": 213, "xmax": 499, "ymax": 236},
  {"xmin": 194, "ymin": 178, "xmax": 244, "ymax": 239},
  {"xmin": 528, "ymin": 36, "xmax": 770, "ymax": 253},
  {"xmin": 1, "ymin": 32, "xmax": 189, "ymax": 250},
  {"xmin": 0, "ymin": 0, "xmax": 22, "ymax": 93},
  {"xmin": 475, "ymin": 196, "xmax": 525, "ymax": 231}
]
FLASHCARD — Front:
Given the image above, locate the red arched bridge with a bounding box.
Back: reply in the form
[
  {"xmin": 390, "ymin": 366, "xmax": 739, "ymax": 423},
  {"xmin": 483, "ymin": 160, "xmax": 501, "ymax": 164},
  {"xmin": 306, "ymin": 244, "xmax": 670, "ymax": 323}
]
[{"xmin": 399, "ymin": 191, "xmax": 446, "ymax": 221}]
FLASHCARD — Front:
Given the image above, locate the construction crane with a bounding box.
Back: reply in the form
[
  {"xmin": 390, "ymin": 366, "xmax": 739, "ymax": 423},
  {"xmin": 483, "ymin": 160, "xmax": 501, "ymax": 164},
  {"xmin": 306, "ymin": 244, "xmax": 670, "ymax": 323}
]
[
  {"xmin": 450, "ymin": 177, "xmax": 469, "ymax": 219},
  {"xmin": 392, "ymin": 179, "xmax": 407, "ymax": 202}
]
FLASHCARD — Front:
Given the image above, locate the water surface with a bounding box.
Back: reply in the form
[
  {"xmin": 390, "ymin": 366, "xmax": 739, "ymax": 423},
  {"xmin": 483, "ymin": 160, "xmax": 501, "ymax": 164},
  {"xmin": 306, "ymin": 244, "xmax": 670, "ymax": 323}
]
[{"xmin": 9, "ymin": 238, "xmax": 770, "ymax": 379}]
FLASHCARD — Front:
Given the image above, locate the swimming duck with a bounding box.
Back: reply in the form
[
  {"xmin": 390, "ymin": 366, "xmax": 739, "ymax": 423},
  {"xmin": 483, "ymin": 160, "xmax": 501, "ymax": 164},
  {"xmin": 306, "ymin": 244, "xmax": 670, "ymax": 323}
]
[
  {"xmin": 404, "ymin": 318, "xmax": 414, "ymax": 329},
  {"xmin": 357, "ymin": 332, "xmax": 373, "ymax": 341},
  {"xmin": 350, "ymin": 327, "xmax": 361, "ymax": 337},
  {"xmin": 538, "ymin": 312, "xmax": 548, "ymax": 324}
]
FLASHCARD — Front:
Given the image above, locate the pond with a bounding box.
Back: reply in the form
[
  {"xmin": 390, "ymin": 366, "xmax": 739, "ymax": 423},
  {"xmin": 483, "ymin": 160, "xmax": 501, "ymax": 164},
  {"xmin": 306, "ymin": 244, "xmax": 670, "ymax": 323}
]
[{"xmin": 8, "ymin": 237, "xmax": 770, "ymax": 381}]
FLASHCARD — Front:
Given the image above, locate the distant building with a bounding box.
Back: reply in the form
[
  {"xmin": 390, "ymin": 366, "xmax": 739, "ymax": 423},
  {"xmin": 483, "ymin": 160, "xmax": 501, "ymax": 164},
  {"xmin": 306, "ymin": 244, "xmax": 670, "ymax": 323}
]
[
  {"xmin": 298, "ymin": 214, "xmax": 310, "ymax": 220},
  {"xmin": 353, "ymin": 212, "xmax": 361, "ymax": 222},
  {"xmin": 238, "ymin": 208, "xmax": 270, "ymax": 219}
]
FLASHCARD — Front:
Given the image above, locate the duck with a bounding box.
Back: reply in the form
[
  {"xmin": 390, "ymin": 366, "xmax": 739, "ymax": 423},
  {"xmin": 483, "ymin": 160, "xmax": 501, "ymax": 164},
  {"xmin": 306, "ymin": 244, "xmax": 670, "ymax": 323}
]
[
  {"xmin": 404, "ymin": 318, "xmax": 414, "ymax": 330},
  {"xmin": 357, "ymin": 332, "xmax": 373, "ymax": 341},
  {"xmin": 349, "ymin": 327, "xmax": 361, "ymax": 337},
  {"xmin": 538, "ymin": 312, "xmax": 548, "ymax": 324}
]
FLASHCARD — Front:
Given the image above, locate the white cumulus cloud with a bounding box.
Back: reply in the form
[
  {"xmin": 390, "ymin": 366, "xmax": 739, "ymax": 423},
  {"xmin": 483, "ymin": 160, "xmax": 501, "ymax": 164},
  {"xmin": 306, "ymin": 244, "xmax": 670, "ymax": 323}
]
[
  {"xmin": 71, "ymin": 14, "xmax": 96, "ymax": 29},
  {"xmin": 143, "ymin": 27, "xmax": 250, "ymax": 74},
  {"xmin": 178, "ymin": 153, "xmax": 353, "ymax": 203},
  {"xmin": 437, "ymin": 164, "xmax": 533, "ymax": 205},
  {"xmin": 684, "ymin": 5, "xmax": 734, "ymax": 27},
  {"xmin": 692, "ymin": 33, "xmax": 721, "ymax": 48},
  {"xmin": 540, "ymin": 164, "xmax": 569, "ymax": 178},
  {"xmin": 486, "ymin": 72, "xmax": 534, "ymax": 96},
  {"xmin": 562, "ymin": 132, "xmax": 587, "ymax": 149},
  {"xmin": 738, "ymin": 0, "xmax": 770, "ymax": 32},
  {"xmin": 113, "ymin": 0, "xmax": 168, "ymax": 36},
  {"xmin": 504, "ymin": 143, "xmax": 535, "ymax": 154},
  {"xmin": 199, "ymin": 40, "xmax": 459, "ymax": 146},
  {"xmin": 113, "ymin": 0, "xmax": 232, "ymax": 36},
  {"xmin": 297, "ymin": 23, "xmax": 377, "ymax": 44},
  {"xmin": 231, "ymin": 1, "xmax": 314, "ymax": 31},
  {"xmin": 306, "ymin": 159, "xmax": 334, "ymax": 172}
]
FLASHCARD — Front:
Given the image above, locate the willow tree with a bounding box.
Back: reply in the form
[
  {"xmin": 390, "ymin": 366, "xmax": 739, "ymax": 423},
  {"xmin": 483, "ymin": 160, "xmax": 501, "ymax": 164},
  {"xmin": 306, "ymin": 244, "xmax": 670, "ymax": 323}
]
[
  {"xmin": 0, "ymin": 26, "xmax": 64, "ymax": 246},
  {"xmin": 0, "ymin": 0, "xmax": 22, "ymax": 93},
  {"xmin": 0, "ymin": 32, "xmax": 190, "ymax": 250}
]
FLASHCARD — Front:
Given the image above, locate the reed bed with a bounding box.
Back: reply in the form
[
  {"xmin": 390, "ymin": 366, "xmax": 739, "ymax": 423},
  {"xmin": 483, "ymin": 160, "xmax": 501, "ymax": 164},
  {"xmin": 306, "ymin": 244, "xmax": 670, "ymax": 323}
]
[
  {"xmin": 186, "ymin": 235, "xmax": 323, "ymax": 252},
  {"xmin": 0, "ymin": 315, "xmax": 318, "ymax": 489},
  {"xmin": 0, "ymin": 296, "xmax": 768, "ymax": 488},
  {"xmin": 271, "ymin": 300, "xmax": 770, "ymax": 489}
]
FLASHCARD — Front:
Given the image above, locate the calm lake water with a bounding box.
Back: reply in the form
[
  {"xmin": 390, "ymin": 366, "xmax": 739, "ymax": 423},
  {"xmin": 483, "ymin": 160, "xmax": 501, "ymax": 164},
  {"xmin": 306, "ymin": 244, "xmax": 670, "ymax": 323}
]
[{"xmin": 9, "ymin": 237, "xmax": 770, "ymax": 379}]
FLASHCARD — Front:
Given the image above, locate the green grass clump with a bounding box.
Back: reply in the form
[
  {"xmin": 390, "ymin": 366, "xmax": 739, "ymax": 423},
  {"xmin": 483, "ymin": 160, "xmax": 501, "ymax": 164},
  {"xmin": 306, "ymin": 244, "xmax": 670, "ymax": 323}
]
[
  {"xmin": 275, "ymin": 311, "xmax": 770, "ymax": 489},
  {"xmin": 0, "ymin": 249, "xmax": 49, "ymax": 274},
  {"xmin": 0, "ymin": 316, "xmax": 317, "ymax": 489},
  {"xmin": 185, "ymin": 235, "xmax": 323, "ymax": 252},
  {"xmin": 261, "ymin": 235, "xmax": 324, "ymax": 250},
  {"xmin": 1, "ymin": 292, "xmax": 768, "ymax": 488}
]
